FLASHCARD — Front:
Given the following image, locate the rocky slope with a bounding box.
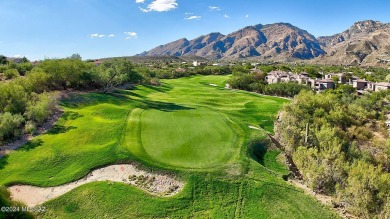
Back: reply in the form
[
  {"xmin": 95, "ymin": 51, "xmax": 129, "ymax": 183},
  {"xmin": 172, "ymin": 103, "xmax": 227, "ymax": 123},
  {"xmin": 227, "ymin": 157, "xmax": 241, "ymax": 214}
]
[
  {"xmin": 316, "ymin": 20, "xmax": 390, "ymax": 66},
  {"xmin": 139, "ymin": 20, "xmax": 390, "ymax": 66},
  {"xmin": 140, "ymin": 23, "xmax": 325, "ymax": 60}
]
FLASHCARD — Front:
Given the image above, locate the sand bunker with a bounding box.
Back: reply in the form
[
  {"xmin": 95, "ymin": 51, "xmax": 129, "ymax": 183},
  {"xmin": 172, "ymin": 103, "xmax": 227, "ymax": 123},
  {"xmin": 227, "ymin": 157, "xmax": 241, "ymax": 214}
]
[{"xmin": 8, "ymin": 164, "xmax": 184, "ymax": 207}]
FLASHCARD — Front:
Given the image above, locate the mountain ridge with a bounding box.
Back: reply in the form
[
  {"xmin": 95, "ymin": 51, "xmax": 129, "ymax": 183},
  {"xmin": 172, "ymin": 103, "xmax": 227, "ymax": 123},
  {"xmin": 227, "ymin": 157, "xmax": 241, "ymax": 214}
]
[{"xmin": 139, "ymin": 20, "xmax": 390, "ymax": 66}]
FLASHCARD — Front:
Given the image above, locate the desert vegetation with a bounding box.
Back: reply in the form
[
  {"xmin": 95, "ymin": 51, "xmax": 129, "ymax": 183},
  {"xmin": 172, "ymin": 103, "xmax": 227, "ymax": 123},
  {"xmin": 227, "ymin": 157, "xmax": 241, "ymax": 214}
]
[{"xmin": 275, "ymin": 89, "xmax": 390, "ymax": 217}]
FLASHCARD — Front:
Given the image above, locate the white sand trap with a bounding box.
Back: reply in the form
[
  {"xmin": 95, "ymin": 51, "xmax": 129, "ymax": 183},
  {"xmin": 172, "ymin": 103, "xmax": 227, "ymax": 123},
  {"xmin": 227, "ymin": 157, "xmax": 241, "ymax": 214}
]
[
  {"xmin": 249, "ymin": 126, "xmax": 261, "ymax": 130},
  {"xmin": 8, "ymin": 164, "xmax": 184, "ymax": 207},
  {"xmin": 209, "ymin": 83, "xmax": 218, "ymax": 87}
]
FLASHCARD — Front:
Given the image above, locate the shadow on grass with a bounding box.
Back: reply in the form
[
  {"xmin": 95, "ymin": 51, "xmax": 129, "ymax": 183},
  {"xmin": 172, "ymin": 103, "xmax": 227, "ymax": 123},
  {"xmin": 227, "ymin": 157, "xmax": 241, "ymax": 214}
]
[
  {"xmin": 47, "ymin": 125, "xmax": 77, "ymax": 135},
  {"xmin": 60, "ymin": 92, "xmax": 131, "ymax": 109},
  {"xmin": 142, "ymin": 84, "xmax": 173, "ymax": 93},
  {"xmin": 19, "ymin": 139, "xmax": 44, "ymax": 151},
  {"xmin": 248, "ymin": 138, "xmax": 269, "ymax": 166},
  {"xmin": 139, "ymin": 99, "xmax": 194, "ymax": 112},
  {"xmin": 62, "ymin": 111, "xmax": 84, "ymax": 121},
  {"xmin": 0, "ymin": 155, "xmax": 8, "ymax": 170},
  {"xmin": 60, "ymin": 86, "xmax": 192, "ymax": 113}
]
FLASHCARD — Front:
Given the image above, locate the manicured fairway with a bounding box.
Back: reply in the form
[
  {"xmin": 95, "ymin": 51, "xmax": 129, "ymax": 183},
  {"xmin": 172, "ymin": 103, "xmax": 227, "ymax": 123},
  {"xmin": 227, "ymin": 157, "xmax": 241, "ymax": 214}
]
[{"xmin": 0, "ymin": 75, "xmax": 339, "ymax": 218}]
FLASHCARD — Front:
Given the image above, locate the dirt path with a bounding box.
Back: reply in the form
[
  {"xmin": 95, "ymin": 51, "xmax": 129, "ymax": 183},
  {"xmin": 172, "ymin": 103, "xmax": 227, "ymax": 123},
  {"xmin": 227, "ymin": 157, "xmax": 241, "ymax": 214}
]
[
  {"xmin": 289, "ymin": 180, "xmax": 358, "ymax": 219},
  {"xmin": 8, "ymin": 164, "xmax": 184, "ymax": 207}
]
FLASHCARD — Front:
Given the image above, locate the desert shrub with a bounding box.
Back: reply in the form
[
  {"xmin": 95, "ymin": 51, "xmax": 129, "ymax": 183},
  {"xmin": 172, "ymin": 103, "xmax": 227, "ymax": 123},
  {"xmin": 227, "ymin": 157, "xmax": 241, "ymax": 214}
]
[
  {"xmin": 0, "ymin": 112, "xmax": 24, "ymax": 144},
  {"xmin": 4, "ymin": 68, "xmax": 19, "ymax": 79}
]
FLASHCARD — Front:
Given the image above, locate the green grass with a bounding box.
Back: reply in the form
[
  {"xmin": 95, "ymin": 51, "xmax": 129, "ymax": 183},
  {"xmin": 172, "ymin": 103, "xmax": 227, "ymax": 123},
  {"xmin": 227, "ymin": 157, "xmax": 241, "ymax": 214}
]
[
  {"xmin": 40, "ymin": 174, "xmax": 337, "ymax": 219},
  {"xmin": 138, "ymin": 108, "xmax": 236, "ymax": 168},
  {"xmin": 0, "ymin": 75, "xmax": 339, "ymax": 218}
]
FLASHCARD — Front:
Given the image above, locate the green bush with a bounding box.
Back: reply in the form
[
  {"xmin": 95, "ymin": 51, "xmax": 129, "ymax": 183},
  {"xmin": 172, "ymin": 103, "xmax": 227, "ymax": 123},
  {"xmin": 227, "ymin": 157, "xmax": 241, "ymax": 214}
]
[
  {"xmin": 0, "ymin": 112, "xmax": 24, "ymax": 144},
  {"xmin": 24, "ymin": 121, "xmax": 37, "ymax": 134},
  {"xmin": 4, "ymin": 68, "xmax": 19, "ymax": 79},
  {"xmin": 24, "ymin": 92, "xmax": 58, "ymax": 125}
]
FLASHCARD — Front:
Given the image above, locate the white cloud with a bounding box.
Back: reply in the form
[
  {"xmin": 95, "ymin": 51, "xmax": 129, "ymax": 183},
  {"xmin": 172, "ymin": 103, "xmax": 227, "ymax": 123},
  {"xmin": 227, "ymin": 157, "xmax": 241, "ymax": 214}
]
[
  {"xmin": 209, "ymin": 6, "xmax": 220, "ymax": 11},
  {"xmin": 224, "ymin": 14, "xmax": 230, "ymax": 19},
  {"xmin": 124, "ymin": 32, "xmax": 138, "ymax": 39},
  {"xmin": 89, "ymin": 33, "xmax": 115, "ymax": 38},
  {"xmin": 245, "ymin": 14, "xmax": 249, "ymax": 18},
  {"xmin": 13, "ymin": 54, "xmax": 22, "ymax": 58},
  {"xmin": 139, "ymin": 0, "xmax": 178, "ymax": 12},
  {"xmin": 185, "ymin": 15, "xmax": 201, "ymax": 20},
  {"xmin": 139, "ymin": 7, "xmax": 149, "ymax": 12},
  {"xmin": 185, "ymin": 12, "xmax": 193, "ymax": 15},
  {"xmin": 135, "ymin": 0, "xmax": 145, "ymax": 3},
  {"xmin": 89, "ymin": 33, "xmax": 99, "ymax": 38}
]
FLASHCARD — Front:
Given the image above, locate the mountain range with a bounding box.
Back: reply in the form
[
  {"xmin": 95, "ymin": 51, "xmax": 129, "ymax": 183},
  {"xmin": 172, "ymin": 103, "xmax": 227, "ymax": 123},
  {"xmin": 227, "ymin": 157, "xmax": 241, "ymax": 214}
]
[{"xmin": 138, "ymin": 20, "xmax": 390, "ymax": 66}]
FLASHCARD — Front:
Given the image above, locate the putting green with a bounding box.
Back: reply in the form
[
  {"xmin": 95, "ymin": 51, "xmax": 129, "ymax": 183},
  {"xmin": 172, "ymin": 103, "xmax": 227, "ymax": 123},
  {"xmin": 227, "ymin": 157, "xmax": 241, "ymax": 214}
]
[
  {"xmin": 142, "ymin": 107, "xmax": 237, "ymax": 168},
  {"xmin": 124, "ymin": 107, "xmax": 237, "ymax": 168}
]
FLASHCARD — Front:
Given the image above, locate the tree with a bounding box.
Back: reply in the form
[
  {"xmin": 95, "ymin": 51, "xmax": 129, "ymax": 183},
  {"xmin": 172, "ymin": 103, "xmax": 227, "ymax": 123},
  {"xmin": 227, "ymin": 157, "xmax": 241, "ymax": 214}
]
[
  {"xmin": 16, "ymin": 62, "xmax": 33, "ymax": 75},
  {"xmin": 332, "ymin": 75, "xmax": 340, "ymax": 84},
  {"xmin": 0, "ymin": 55, "xmax": 7, "ymax": 65},
  {"xmin": 96, "ymin": 59, "xmax": 142, "ymax": 92},
  {"xmin": 38, "ymin": 59, "xmax": 93, "ymax": 89},
  {"xmin": 69, "ymin": 53, "xmax": 82, "ymax": 60},
  {"xmin": 21, "ymin": 56, "xmax": 29, "ymax": 63}
]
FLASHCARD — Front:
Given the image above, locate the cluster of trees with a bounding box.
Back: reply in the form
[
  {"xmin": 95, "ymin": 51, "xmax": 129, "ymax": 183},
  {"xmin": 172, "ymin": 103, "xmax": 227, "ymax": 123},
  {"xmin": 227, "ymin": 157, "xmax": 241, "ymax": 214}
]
[
  {"xmin": 227, "ymin": 71, "xmax": 309, "ymax": 97},
  {"xmin": 0, "ymin": 55, "xmax": 33, "ymax": 80},
  {"xmin": 275, "ymin": 89, "xmax": 390, "ymax": 217},
  {"xmin": 149, "ymin": 65, "xmax": 232, "ymax": 79},
  {"xmin": 0, "ymin": 57, "xmax": 143, "ymax": 145}
]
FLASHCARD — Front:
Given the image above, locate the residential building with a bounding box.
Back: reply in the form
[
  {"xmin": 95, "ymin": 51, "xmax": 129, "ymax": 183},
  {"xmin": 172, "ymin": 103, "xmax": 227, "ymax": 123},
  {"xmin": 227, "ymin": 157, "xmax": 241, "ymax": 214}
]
[
  {"xmin": 193, "ymin": 61, "xmax": 206, "ymax": 67},
  {"xmin": 353, "ymin": 79, "xmax": 368, "ymax": 90},
  {"xmin": 375, "ymin": 82, "xmax": 390, "ymax": 91}
]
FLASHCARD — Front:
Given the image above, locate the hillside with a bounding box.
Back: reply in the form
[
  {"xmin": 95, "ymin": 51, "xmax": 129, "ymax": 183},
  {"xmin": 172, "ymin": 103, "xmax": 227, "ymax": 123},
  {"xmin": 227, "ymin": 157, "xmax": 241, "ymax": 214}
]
[
  {"xmin": 139, "ymin": 20, "xmax": 390, "ymax": 66},
  {"xmin": 139, "ymin": 23, "xmax": 325, "ymax": 60},
  {"xmin": 316, "ymin": 20, "xmax": 390, "ymax": 65}
]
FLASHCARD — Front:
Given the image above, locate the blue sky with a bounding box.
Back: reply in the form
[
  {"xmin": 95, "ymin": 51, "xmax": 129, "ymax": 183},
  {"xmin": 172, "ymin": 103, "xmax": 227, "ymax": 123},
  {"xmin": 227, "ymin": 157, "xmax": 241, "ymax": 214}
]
[{"xmin": 0, "ymin": 0, "xmax": 389, "ymax": 60}]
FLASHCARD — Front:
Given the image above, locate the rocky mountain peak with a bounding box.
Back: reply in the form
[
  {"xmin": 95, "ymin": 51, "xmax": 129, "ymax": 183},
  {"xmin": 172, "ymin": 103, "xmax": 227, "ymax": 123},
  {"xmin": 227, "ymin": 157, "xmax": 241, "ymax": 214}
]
[{"xmin": 348, "ymin": 20, "xmax": 385, "ymax": 35}]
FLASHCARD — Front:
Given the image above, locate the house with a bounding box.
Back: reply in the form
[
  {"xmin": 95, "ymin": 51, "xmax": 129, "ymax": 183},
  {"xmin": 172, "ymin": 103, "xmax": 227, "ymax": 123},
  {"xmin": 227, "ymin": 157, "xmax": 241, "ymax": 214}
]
[
  {"xmin": 375, "ymin": 82, "xmax": 390, "ymax": 91},
  {"xmin": 310, "ymin": 79, "xmax": 335, "ymax": 91},
  {"xmin": 266, "ymin": 71, "xmax": 289, "ymax": 84},
  {"xmin": 31, "ymin": 60, "xmax": 41, "ymax": 66},
  {"xmin": 353, "ymin": 79, "xmax": 368, "ymax": 90},
  {"xmin": 323, "ymin": 73, "xmax": 347, "ymax": 84},
  {"xmin": 93, "ymin": 60, "xmax": 103, "ymax": 66},
  {"xmin": 266, "ymin": 71, "xmax": 310, "ymax": 85},
  {"xmin": 175, "ymin": 68, "xmax": 186, "ymax": 73},
  {"xmin": 6, "ymin": 57, "xmax": 23, "ymax": 64},
  {"xmin": 367, "ymin": 82, "xmax": 376, "ymax": 91},
  {"xmin": 193, "ymin": 61, "xmax": 206, "ymax": 67},
  {"xmin": 291, "ymin": 73, "xmax": 310, "ymax": 85}
]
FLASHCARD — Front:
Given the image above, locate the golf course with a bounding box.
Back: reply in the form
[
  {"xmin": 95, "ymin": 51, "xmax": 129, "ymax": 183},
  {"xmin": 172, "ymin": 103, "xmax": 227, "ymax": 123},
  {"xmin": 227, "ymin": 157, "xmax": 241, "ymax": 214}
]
[{"xmin": 0, "ymin": 75, "xmax": 338, "ymax": 218}]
